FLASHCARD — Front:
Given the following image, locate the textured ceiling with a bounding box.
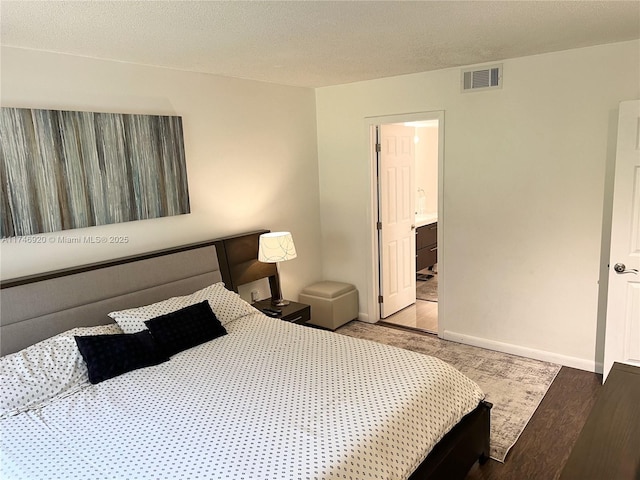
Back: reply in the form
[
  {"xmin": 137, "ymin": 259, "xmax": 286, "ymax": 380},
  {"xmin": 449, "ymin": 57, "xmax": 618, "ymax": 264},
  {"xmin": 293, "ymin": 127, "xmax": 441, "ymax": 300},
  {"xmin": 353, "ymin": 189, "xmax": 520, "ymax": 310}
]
[{"xmin": 1, "ymin": 1, "xmax": 639, "ymax": 88}]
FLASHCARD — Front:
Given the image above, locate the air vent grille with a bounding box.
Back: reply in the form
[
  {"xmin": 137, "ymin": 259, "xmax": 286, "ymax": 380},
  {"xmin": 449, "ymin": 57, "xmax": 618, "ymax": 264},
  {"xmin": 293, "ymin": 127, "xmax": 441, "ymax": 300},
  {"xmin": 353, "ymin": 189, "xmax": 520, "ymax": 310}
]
[{"xmin": 462, "ymin": 64, "xmax": 502, "ymax": 92}]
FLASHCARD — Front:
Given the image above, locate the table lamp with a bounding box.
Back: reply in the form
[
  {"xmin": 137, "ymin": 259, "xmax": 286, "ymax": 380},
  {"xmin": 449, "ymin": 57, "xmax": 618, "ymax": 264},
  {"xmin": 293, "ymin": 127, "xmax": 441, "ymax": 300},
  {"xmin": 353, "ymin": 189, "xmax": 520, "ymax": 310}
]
[{"xmin": 258, "ymin": 231, "xmax": 297, "ymax": 306}]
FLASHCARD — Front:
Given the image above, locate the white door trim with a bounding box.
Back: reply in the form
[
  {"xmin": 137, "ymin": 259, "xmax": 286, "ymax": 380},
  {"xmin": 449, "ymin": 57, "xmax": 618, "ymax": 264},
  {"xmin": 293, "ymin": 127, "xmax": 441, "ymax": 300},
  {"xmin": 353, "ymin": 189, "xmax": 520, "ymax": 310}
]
[{"xmin": 364, "ymin": 111, "xmax": 445, "ymax": 334}]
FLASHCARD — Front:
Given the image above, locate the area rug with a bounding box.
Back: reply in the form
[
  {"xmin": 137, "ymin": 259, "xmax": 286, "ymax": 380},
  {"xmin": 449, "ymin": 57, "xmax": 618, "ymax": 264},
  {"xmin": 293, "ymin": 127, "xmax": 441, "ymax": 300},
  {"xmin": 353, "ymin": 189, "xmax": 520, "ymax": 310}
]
[{"xmin": 335, "ymin": 321, "xmax": 561, "ymax": 462}]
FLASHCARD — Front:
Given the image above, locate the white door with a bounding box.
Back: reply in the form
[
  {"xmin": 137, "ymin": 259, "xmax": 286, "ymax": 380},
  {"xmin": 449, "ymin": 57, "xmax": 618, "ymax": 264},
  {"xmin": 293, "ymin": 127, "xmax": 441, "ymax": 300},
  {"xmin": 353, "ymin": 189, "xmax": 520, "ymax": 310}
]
[
  {"xmin": 378, "ymin": 124, "xmax": 416, "ymax": 318},
  {"xmin": 603, "ymin": 100, "xmax": 640, "ymax": 381}
]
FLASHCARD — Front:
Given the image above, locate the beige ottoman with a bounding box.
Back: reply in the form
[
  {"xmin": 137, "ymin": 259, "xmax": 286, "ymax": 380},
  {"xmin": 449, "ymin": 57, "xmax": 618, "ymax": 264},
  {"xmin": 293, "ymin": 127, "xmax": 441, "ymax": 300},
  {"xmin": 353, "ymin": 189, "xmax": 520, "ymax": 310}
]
[{"xmin": 299, "ymin": 281, "xmax": 358, "ymax": 330}]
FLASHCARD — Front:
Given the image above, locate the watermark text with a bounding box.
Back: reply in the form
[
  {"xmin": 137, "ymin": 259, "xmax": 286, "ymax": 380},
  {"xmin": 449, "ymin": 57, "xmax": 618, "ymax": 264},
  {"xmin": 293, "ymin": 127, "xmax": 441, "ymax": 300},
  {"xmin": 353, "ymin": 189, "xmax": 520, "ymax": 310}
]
[{"xmin": 1, "ymin": 235, "xmax": 130, "ymax": 244}]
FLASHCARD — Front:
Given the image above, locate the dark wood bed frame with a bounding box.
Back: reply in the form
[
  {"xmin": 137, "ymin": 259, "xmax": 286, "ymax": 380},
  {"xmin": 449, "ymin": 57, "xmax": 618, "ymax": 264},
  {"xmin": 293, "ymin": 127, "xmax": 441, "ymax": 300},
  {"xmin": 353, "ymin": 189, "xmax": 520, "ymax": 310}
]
[
  {"xmin": 214, "ymin": 229, "xmax": 280, "ymax": 296},
  {"xmin": 1, "ymin": 230, "xmax": 491, "ymax": 480}
]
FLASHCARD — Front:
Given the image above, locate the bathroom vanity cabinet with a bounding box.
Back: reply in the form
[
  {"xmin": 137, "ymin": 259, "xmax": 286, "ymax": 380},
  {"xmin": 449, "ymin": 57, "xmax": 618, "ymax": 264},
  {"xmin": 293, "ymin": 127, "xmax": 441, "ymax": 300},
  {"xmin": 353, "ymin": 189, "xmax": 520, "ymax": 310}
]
[{"xmin": 416, "ymin": 221, "xmax": 437, "ymax": 271}]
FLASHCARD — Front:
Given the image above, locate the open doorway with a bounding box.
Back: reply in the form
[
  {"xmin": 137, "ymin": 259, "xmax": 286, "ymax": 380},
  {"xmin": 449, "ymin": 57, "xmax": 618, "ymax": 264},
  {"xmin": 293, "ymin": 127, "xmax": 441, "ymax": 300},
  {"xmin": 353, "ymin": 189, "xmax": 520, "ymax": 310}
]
[{"xmin": 374, "ymin": 115, "xmax": 441, "ymax": 335}]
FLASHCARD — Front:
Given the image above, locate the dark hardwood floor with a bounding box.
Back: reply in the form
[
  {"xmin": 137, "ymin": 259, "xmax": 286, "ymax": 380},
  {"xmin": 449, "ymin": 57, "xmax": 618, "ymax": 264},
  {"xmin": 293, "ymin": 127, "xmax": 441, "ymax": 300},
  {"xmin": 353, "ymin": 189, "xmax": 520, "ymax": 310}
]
[{"xmin": 466, "ymin": 367, "xmax": 602, "ymax": 480}]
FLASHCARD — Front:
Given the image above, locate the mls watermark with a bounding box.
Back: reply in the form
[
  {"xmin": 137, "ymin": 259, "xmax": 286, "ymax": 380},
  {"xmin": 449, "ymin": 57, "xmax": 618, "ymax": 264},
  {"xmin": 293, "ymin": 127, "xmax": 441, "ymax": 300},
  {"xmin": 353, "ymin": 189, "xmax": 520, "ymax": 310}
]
[{"xmin": 1, "ymin": 235, "xmax": 130, "ymax": 244}]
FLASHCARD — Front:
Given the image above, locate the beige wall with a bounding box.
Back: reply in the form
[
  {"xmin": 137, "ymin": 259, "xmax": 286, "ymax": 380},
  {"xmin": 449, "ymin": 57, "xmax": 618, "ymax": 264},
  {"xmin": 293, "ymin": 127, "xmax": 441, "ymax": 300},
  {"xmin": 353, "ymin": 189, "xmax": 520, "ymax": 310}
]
[
  {"xmin": 0, "ymin": 47, "xmax": 322, "ymax": 302},
  {"xmin": 316, "ymin": 40, "xmax": 640, "ymax": 371}
]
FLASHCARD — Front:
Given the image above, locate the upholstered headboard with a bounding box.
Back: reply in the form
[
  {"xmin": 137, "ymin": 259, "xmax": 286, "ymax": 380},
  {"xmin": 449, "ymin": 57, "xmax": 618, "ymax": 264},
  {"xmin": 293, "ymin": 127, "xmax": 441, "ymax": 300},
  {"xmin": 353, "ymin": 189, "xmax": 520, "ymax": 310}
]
[
  {"xmin": 0, "ymin": 240, "xmax": 223, "ymax": 356},
  {"xmin": 0, "ymin": 230, "xmax": 283, "ymax": 356}
]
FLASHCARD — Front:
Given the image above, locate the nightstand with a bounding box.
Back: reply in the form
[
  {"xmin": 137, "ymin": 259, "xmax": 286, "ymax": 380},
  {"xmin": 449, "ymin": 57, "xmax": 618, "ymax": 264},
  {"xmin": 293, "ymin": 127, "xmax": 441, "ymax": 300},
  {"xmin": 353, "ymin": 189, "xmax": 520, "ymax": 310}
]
[{"xmin": 253, "ymin": 299, "xmax": 311, "ymax": 325}]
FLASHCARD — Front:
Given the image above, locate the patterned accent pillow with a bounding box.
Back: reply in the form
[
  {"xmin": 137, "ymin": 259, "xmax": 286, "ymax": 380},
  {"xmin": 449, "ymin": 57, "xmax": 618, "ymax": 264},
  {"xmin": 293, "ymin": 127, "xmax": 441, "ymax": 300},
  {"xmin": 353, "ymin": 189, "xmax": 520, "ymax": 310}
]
[
  {"xmin": 109, "ymin": 282, "xmax": 256, "ymax": 333},
  {"xmin": 144, "ymin": 301, "xmax": 227, "ymax": 357},
  {"xmin": 75, "ymin": 330, "xmax": 170, "ymax": 384},
  {"xmin": 0, "ymin": 324, "xmax": 122, "ymax": 418}
]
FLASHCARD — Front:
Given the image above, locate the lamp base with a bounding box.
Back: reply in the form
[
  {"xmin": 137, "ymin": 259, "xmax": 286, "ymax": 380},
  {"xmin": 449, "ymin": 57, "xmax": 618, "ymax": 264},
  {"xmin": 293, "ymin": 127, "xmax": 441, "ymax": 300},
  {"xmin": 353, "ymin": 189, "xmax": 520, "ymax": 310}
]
[{"xmin": 271, "ymin": 298, "xmax": 290, "ymax": 307}]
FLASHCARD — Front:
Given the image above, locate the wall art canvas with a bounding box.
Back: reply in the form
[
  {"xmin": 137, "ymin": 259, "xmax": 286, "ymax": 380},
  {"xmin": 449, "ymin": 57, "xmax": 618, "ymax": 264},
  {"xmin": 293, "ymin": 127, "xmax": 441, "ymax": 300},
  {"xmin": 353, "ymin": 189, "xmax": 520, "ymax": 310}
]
[{"xmin": 0, "ymin": 107, "xmax": 190, "ymax": 237}]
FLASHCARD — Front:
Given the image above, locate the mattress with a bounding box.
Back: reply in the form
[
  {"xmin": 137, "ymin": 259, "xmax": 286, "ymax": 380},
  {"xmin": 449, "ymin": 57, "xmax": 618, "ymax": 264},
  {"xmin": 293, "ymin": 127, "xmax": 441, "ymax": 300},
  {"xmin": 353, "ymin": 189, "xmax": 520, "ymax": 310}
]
[{"xmin": 0, "ymin": 313, "xmax": 484, "ymax": 480}]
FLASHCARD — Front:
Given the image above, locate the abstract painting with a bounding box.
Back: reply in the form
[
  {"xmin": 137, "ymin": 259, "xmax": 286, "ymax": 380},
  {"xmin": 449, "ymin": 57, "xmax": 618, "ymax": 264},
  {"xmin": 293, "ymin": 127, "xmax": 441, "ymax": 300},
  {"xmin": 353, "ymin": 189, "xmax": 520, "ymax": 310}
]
[{"xmin": 0, "ymin": 107, "xmax": 190, "ymax": 237}]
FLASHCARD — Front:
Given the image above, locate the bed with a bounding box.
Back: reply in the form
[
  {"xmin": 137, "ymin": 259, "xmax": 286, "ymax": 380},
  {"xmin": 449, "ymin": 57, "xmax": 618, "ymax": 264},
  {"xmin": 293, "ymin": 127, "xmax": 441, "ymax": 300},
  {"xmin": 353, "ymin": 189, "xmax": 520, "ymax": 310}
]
[{"xmin": 0, "ymin": 231, "xmax": 491, "ymax": 480}]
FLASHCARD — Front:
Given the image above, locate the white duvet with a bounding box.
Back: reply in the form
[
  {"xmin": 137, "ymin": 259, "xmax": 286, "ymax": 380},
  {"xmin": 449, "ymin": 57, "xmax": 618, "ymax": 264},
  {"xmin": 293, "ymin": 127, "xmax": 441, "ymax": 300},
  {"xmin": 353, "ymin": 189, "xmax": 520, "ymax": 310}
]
[{"xmin": 0, "ymin": 314, "xmax": 484, "ymax": 480}]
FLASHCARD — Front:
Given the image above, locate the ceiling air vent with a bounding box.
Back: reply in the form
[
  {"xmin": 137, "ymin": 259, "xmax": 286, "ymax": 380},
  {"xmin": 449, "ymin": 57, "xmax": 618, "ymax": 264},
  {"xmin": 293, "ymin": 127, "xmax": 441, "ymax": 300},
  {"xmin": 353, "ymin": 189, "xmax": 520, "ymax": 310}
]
[{"xmin": 461, "ymin": 64, "xmax": 502, "ymax": 92}]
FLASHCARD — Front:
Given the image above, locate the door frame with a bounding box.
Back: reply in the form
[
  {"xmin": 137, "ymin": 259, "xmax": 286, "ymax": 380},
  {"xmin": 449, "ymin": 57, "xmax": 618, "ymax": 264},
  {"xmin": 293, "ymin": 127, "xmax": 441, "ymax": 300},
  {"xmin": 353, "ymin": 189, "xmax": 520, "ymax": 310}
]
[{"xmin": 364, "ymin": 110, "xmax": 445, "ymax": 334}]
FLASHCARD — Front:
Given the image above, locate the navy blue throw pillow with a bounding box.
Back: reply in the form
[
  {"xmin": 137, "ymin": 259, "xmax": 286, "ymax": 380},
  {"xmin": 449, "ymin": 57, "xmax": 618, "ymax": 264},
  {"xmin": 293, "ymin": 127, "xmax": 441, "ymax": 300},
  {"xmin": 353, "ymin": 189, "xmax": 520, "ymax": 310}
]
[
  {"xmin": 75, "ymin": 330, "xmax": 169, "ymax": 384},
  {"xmin": 144, "ymin": 300, "xmax": 227, "ymax": 357}
]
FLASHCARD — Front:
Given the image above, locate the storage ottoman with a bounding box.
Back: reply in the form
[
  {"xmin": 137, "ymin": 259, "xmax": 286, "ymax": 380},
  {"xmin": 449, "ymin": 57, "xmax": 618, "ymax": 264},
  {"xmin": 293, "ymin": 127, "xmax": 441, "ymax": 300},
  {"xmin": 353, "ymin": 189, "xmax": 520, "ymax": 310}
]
[{"xmin": 299, "ymin": 281, "xmax": 358, "ymax": 330}]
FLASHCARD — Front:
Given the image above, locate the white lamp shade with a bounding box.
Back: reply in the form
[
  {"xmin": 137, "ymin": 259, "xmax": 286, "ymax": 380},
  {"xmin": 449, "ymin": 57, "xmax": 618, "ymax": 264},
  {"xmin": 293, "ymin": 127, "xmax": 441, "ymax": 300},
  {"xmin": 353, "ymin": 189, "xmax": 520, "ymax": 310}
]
[{"xmin": 258, "ymin": 232, "xmax": 297, "ymax": 263}]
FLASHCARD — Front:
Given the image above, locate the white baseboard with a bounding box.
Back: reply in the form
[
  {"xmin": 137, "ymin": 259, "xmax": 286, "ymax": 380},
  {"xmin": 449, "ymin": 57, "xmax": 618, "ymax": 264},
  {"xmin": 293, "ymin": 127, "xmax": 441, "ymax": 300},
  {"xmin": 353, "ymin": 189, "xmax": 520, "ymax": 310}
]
[
  {"xmin": 442, "ymin": 330, "xmax": 602, "ymax": 373},
  {"xmin": 357, "ymin": 312, "xmax": 373, "ymax": 323}
]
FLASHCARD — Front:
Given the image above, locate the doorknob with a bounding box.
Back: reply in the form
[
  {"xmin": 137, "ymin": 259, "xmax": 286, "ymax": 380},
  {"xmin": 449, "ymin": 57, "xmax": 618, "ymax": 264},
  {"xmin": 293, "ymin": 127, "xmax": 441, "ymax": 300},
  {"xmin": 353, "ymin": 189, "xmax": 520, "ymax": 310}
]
[
  {"xmin": 613, "ymin": 263, "xmax": 639, "ymax": 275},
  {"xmin": 411, "ymin": 224, "xmax": 415, "ymax": 230}
]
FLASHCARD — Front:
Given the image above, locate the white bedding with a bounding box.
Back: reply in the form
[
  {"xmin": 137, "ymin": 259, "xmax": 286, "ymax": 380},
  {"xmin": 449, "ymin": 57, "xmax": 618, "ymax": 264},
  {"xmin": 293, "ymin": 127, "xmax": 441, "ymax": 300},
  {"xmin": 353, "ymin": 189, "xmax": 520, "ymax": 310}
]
[{"xmin": 0, "ymin": 314, "xmax": 484, "ymax": 480}]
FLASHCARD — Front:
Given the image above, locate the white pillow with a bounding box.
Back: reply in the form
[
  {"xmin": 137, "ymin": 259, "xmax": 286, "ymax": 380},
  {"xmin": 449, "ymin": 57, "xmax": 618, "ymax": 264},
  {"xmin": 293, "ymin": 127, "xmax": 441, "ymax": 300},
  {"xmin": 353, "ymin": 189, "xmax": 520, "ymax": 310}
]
[
  {"xmin": 108, "ymin": 282, "xmax": 256, "ymax": 334},
  {"xmin": 0, "ymin": 324, "xmax": 123, "ymax": 418}
]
